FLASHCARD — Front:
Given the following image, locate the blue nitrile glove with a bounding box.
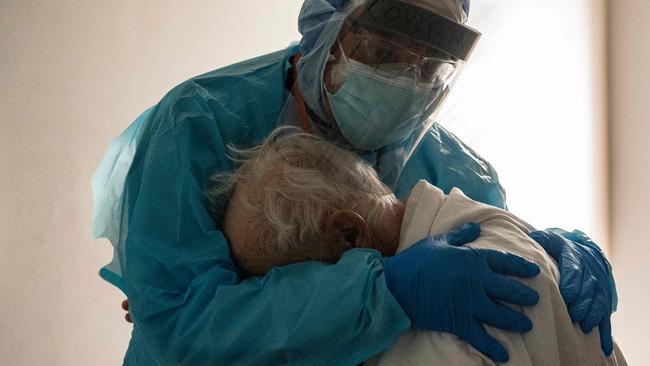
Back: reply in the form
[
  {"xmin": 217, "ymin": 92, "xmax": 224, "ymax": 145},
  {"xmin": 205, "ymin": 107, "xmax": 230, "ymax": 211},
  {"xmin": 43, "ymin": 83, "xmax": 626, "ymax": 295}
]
[
  {"xmin": 381, "ymin": 222, "xmax": 541, "ymax": 363},
  {"xmin": 529, "ymin": 229, "xmax": 616, "ymax": 356}
]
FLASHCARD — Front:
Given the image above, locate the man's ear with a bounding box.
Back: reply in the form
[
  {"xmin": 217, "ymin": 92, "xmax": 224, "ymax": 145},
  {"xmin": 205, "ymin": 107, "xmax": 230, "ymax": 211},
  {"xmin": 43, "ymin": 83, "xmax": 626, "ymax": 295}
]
[{"xmin": 324, "ymin": 210, "xmax": 373, "ymax": 250}]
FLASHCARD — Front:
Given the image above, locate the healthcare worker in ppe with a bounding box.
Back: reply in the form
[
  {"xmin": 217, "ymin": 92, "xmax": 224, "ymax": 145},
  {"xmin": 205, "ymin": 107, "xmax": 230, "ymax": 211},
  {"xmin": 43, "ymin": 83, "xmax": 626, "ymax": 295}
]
[{"xmin": 93, "ymin": 0, "xmax": 618, "ymax": 364}]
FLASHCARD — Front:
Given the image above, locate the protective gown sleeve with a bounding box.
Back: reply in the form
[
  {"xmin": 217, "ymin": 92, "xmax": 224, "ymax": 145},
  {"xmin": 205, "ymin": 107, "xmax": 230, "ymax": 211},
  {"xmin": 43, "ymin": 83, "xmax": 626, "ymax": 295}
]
[
  {"xmin": 121, "ymin": 84, "xmax": 410, "ymax": 365},
  {"xmin": 395, "ymin": 123, "xmax": 507, "ymax": 209}
]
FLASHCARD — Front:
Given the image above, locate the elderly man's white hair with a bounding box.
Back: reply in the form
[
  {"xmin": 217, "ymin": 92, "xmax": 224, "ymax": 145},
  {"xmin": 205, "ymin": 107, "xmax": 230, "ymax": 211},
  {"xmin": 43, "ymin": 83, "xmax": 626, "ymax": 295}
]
[{"xmin": 206, "ymin": 126, "xmax": 399, "ymax": 275}]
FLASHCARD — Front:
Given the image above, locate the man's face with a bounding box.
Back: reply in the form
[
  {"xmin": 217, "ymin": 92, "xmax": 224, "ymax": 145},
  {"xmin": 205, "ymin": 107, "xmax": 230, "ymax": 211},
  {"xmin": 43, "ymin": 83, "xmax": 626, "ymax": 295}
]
[
  {"xmin": 323, "ymin": 5, "xmax": 458, "ymax": 94},
  {"xmin": 321, "ymin": 19, "xmax": 457, "ymax": 133}
]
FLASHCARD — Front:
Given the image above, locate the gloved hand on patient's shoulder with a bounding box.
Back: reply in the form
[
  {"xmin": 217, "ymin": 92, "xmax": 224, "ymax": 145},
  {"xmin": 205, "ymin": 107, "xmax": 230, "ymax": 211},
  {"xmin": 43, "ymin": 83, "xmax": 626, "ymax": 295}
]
[{"xmin": 381, "ymin": 222, "xmax": 541, "ymax": 363}]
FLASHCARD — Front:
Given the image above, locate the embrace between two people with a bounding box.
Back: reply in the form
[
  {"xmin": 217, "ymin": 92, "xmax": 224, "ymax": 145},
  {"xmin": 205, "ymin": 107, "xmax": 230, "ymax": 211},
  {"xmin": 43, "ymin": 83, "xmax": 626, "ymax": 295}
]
[{"xmin": 203, "ymin": 127, "xmax": 626, "ymax": 365}]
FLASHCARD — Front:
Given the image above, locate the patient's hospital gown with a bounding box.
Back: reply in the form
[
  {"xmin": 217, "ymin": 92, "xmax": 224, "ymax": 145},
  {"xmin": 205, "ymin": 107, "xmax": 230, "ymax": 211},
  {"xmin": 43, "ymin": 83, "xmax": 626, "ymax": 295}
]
[{"xmin": 366, "ymin": 180, "xmax": 627, "ymax": 366}]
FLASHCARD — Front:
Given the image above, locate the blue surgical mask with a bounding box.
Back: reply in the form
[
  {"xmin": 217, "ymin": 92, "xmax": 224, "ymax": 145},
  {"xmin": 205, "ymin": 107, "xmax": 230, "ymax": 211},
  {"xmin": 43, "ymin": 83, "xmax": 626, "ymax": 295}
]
[{"xmin": 326, "ymin": 58, "xmax": 443, "ymax": 151}]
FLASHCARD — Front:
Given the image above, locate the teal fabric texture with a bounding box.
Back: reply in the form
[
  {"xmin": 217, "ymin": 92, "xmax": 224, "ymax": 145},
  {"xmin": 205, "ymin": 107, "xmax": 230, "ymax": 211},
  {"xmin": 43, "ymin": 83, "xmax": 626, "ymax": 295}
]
[{"xmin": 93, "ymin": 44, "xmax": 506, "ymax": 365}]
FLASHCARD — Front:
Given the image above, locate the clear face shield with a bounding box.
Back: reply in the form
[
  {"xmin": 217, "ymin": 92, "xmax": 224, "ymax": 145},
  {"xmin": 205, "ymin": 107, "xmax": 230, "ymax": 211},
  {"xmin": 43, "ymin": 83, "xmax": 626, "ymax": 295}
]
[{"xmin": 321, "ymin": 0, "xmax": 481, "ymax": 152}]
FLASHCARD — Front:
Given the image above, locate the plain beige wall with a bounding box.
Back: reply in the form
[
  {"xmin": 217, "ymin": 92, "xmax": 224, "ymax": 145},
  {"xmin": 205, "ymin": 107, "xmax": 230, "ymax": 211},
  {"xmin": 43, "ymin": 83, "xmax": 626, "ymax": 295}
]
[
  {"xmin": 0, "ymin": 1, "xmax": 302, "ymax": 365},
  {"xmin": 609, "ymin": 0, "xmax": 650, "ymax": 364}
]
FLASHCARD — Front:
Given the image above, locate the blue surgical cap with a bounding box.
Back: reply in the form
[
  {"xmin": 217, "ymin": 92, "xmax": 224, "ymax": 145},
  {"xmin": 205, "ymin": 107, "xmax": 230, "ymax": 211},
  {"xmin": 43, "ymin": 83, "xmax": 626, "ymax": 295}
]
[{"xmin": 296, "ymin": 0, "xmax": 471, "ymax": 121}]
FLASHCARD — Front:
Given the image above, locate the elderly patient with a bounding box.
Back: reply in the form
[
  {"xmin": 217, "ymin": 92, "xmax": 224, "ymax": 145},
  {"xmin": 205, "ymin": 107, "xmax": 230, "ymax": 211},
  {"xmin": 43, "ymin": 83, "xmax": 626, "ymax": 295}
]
[{"xmin": 207, "ymin": 127, "xmax": 626, "ymax": 366}]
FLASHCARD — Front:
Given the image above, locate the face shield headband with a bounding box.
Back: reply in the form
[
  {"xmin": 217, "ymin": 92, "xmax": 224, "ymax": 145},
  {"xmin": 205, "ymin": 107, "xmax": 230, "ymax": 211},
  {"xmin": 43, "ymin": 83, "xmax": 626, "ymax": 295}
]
[{"xmin": 356, "ymin": 0, "xmax": 481, "ymax": 62}]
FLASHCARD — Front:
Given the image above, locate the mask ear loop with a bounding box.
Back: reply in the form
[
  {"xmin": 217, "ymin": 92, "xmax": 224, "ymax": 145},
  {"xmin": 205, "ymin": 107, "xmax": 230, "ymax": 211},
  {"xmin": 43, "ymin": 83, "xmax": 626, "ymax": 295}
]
[
  {"xmin": 326, "ymin": 43, "xmax": 347, "ymax": 90},
  {"xmin": 325, "ymin": 42, "xmax": 384, "ymax": 174}
]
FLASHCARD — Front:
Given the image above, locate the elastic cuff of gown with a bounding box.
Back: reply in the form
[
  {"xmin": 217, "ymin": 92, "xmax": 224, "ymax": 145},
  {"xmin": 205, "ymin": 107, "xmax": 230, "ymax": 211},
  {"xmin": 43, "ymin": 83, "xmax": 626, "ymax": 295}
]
[
  {"xmin": 99, "ymin": 267, "xmax": 127, "ymax": 294},
  {"xmin": 344, "ymin": 250, "xmax": 411, "ymax": 364},
  {"xmin": 348, "ymin": 317, "xmax": 411, "ymax": 365}
]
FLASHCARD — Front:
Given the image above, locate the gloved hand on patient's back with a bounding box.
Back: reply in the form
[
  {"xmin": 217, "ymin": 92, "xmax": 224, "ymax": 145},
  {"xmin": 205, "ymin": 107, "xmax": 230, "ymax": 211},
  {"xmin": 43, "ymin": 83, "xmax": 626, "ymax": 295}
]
[{"xmin": 381, "ymin": 222, "xmax": 541, "ymax": 363}]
